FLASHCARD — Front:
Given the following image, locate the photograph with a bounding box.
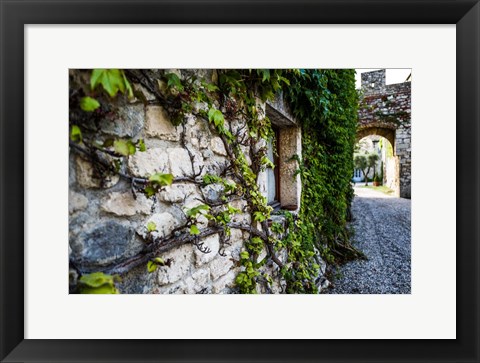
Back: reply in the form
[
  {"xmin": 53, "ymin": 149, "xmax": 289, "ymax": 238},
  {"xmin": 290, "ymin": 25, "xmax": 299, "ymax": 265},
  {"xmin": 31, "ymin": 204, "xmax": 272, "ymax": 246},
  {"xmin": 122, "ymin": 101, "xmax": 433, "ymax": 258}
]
[{"xmin": 68, "ymin": 68, "xmax": 411, "ymax": 294}]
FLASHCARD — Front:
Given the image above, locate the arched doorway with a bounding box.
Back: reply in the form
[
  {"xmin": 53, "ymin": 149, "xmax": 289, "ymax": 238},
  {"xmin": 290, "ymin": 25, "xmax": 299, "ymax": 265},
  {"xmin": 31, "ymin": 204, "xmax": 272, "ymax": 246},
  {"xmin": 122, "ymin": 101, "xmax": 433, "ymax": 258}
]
[{"xmin": 354, "ymin": 129, "xmax": 400, "ymax": 197}]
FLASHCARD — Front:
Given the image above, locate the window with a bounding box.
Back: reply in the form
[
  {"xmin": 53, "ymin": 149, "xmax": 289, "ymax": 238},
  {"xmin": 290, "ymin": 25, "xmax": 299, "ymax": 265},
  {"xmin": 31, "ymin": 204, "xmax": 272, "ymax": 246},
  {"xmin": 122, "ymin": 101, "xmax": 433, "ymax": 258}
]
[
  {"xmin": 266, "ymin": 127, "xmax": 280, "ymax": 209},
  {"xmin": 260, "ymin": 95, "xmax": 302, "ymax": 213}
]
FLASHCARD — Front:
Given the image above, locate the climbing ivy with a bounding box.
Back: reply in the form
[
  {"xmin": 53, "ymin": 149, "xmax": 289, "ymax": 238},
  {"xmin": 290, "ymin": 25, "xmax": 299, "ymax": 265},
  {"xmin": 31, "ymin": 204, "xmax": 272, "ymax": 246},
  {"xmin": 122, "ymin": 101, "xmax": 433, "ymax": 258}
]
[{"xmin": 283, "ymin": 69, "xmax": 363, "ymax": 266}]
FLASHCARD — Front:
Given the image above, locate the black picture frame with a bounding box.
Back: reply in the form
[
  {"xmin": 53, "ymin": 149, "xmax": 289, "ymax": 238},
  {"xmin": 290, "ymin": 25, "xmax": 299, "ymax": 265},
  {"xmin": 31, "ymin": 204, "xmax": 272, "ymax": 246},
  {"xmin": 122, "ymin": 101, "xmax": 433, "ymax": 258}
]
[{"xmin": 1, "ymin": 1, "xmax": 479, "ymax": 362}]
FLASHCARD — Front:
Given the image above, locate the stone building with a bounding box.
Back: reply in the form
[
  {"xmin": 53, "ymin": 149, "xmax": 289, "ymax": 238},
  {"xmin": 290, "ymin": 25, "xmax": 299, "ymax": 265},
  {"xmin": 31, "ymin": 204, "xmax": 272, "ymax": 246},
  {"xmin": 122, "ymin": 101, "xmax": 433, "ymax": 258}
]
[
  {"xmin": 357, "ymin": 69, "xmax": 411, "ymax": 198},
  {"xmin": 68, "ymin": 69, "xmax": 328, "ymax": 294}
]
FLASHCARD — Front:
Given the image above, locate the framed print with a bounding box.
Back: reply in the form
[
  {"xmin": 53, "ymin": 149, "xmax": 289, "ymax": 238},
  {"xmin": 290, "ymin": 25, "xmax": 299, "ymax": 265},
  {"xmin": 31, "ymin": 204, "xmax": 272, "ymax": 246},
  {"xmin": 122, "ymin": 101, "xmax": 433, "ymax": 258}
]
[{"xmin": 1, "ymin": 0, "xmax": 479, "ymax": 362}]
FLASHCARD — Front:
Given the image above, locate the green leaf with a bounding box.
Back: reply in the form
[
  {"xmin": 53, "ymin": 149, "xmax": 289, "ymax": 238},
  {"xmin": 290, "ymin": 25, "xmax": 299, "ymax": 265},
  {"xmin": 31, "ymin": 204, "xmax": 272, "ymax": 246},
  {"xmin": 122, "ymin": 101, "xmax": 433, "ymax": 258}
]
[
  {"xmin": 227, "ymin": 204, "xmax": 241, "ymax": 214},
  {"xmin": 236, "ymin": 273, "xmax": 246, "ymax": 284},
  {"xmin": 144, "ymin": 185, "xmax": 157, "ymax": 197},
  {"xmin": 190, "ymin": 224, "xmax": 200, "ymax": 235},
  {"xmin": 114, "ymin": 139, "xmax": 136, "ymax": 156},
  {"xmin": 152, "ymin": 257, "xmax": 165, "ymax": 265},
  {"xmin": 261, "ymin": 156, "xmax": 275, "ymax": 169},
  {"xmin": 147, "ymin": 261, "xmax": 158, "ymax": 273},
  {"xmin": 278, "ymin": 75, "xmax": 290, "ymax": 86},
  {"xmin": 70, "ymin": 125, "xmax": 82, "ymax": 143},
  {"xmin": 79, "ymin": 272, "xmax": 118, "ymax": 294},
  {"xmin": 80, "ymin": 96, "xmax": 100, "ymax": 112},
  {"xmin": 259, "ymin": 69, "xmax": 270, "ymax": 82},
  {"xmin": 90, "ymin": 69, "xmax": 128, "ymax": 98},
  {"xmin": 90, "ymin": 69, "xmax": 103, "ymax": 90},
  {"xmin": 205, "ymin": 83, "xmax": 219, "ymax": 92},
  {"xmin": 186, "ymin": 204, "xmax": 210, "ymax": 218},
  {"xmin": 147, "ymin": 221, "xmax": 157, "ymax": 232},
  {"xmin": 214, "ymin": 112, "xmax": 224, "ymax": 127},
  {"xmin": 208, "ymin": 109, "xmax": 225, "ymax": 128},
  {"xmin": 137, "ymin": 138, "xmax": 146, "ymax": 152},
  {"xmin": 80, "ymin": 285, "xmax": 118, "ymax": 294},
  {"xmin": 148, "ymin": 173, "xmax": 173, "ymax": 186},
  {"xmin": 147, "ymin": 257, "xmax": 166, "ymax": 272},
  {"xmin": 79, "ymin": 272, "xmax": 111, "ymax": 288},
  {"xmin": 122, "ymin": 70, "xmax": 134, "ymax": 98},
  {"xmin": 202, "ymin": 174, "xmax": 221, "ymax": 185},
  {"xmin": 127, "ymin": 141, "xmax": 136, "ymax": 155},
  {"xmin": 253, "ymin": 211, "xmax": 267, "ymax": 222},
  {"xmin": 113, "ymin": 140, "xmax": 128, "ymax": 155},
  {"xmin": 164, "ymin": 73, "xmax": 184, "ymax": 91}
]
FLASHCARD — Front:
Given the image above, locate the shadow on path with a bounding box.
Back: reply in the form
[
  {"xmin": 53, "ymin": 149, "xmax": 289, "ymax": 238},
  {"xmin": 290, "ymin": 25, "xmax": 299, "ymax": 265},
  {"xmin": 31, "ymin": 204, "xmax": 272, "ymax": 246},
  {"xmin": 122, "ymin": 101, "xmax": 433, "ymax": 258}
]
[{"xmin": 325, "ymin": 186, "xmax": 411, "ymax": 294}]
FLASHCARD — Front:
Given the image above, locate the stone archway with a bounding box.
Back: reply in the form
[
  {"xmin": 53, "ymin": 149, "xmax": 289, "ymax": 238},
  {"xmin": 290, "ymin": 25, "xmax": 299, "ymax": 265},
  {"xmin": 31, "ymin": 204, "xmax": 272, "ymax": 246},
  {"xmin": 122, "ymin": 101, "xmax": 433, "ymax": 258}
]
[
  {"xmin": 357, "ymin": 70, "xmax": 411, "ymax": 199},
  {"xmin": 356, "ymin": 123, "xmax": 396, "ymax": 152},
  {"xmin": 356, "ymin": 129, "xmax": 400, "ymax": 196}
]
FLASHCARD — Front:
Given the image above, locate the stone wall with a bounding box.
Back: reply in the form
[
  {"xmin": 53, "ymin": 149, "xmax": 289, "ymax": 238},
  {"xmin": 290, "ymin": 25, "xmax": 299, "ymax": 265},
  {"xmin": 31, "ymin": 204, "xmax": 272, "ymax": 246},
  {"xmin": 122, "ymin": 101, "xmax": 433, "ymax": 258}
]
[
  {"xmin": 69, "ymin": 69, "xmax": 328, "ymax": 294},
  {"xmin": 357, "ymin": 70, "xmax": 411, "ymax": 198},
  {"xmin": 384, "ymin": 155, "xmax": 399, "ymax": 191}
]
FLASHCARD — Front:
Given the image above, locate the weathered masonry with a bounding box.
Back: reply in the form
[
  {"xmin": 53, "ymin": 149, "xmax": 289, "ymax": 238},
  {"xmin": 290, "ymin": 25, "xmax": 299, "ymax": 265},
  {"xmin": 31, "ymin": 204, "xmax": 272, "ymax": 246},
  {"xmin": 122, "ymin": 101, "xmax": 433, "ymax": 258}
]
[
  {"xmin": 357, "ymin": 69, "xmax": 411, "ymax": 198},
  {"xmin": 68, "ymin": 69, "xmax": 329, "ymax": 294}
]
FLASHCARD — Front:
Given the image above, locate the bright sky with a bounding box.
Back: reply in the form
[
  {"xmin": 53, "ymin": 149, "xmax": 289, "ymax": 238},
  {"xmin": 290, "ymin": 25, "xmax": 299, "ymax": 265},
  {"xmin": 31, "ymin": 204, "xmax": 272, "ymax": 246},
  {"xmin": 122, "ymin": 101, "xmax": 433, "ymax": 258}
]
[{"xmin": 355, "ymin": 68, "xmax": 411, "ymax": 89}]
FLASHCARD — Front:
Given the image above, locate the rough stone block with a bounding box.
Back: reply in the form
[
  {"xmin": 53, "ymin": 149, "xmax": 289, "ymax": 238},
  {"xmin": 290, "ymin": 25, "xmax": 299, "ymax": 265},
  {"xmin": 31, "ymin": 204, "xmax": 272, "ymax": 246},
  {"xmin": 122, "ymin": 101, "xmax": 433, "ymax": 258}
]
[
  {"xmin": 212, "ymin": 269, "xmax": 237, "ymax": 293},
  {"xmin": 224, "ymin": 232, "xmax": 244, "ymax": 260},
  {"xmin": 184, "ymin": 276, "xmax": 196, "ymax": 294},
  {"xmin": 196, "ymin": 214, "xmax": 209, "ymax": 229},
  {"xmin": 184, "ymin": 268, "xmax": 211, "ymax": 293},
  {"xmin": 128, "ymin": 147, "xmax": 169, "ymax": 177},
  {"xmin": 168, "ymin": 148, "xmax": 193, "ymax": 176},
  {"xmin": 133, "ymin": 83, "xmax": 156, "ymax": 102},
  {"xmin": 145, "ymin": 105, "xmax": 181, "ymax": 141},
  {"xmin": 76, "ymin": 221, "xmax": 138, "ymax": 266},
  {"xmin": 101, "ymin": 191, "xmax": 153, "ymax": 216},
  {"xmin": 229, "ymin": 228, "xmax": 243, "ymax": 243},
  {"xmin": 279, "ymin": 127, "xmax": 302, "ymax": 209},
  {"xmin": 192, "ymin": 268, "xmax": 210, "ymax": 285},
  {"xmin": 277, "ymin": 249, "xmax": 288, "ymax": 265},
  {"xmin": 257, "ymin": 246, "xmax": 268, "ymax": 263},
  {"xmin": 69, "ymin": 268, "xmax": 78, "ymax": 290},
  {"xmin": 202, "ymin": 149, "xmax": 214, "ymax": 159},
  {"xmin": 209, "ymin": 255, "xmax": 234, "ymax": 280},
  {"xmin": 155, "ymin": 280, "xmax": 188, "ymax": 294},
  {"xmin": 201, "ymin": 184, "xmax": 224, "ymax": 204},
  {"xmin": 69, "ymin": 191, "xmax": 88, "ymax": 214},
  {"xmin": 157, "ymin": 244, "xmax": 194, "ymax": 285},
  {"xmin": 210, "ymin": 137, "xmax": 227, "ymax": 156},
  {"xmin": 231, "ymin": 212, "xmax": 251, "ymax": 224},
  {"xmin": 99, "ymin": 104, "xmax": 144, "ymax": 138},
  {"xmin": 137, "ymin": 212, "xmax": 177, "ymax": 240},
  {"xmin": 230, "ymin": 199, "xmax": 247, "ymax": 213},
  {"xmin": 194, "ymin": 234, "xmax": 220, "ymax": 266},
  {"xmin": 158, "ymin": 183, "xmax": 197, "ymax": 203},
  {"xmin": 269, "ymin": 274, "xmax": 288, "ymax": 294},
  {"xmin": 76, "ymin": 156, "xmax": 119, "ymax": 189},
  {"xmin": 190, "ymin": 137, "xmax": 199, "ymax": 148},
  {"xmin": 193, "ymin": 132, "xmax": 210, "ymax": 150}
]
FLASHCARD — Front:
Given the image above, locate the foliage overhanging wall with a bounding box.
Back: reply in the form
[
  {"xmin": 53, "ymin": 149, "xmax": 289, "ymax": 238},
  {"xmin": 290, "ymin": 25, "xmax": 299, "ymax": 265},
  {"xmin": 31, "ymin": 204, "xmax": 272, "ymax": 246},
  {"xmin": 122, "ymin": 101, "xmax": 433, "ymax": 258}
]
[{"xmin": 283, "ymin": 70, "xmax": 363, "ymax": 269}]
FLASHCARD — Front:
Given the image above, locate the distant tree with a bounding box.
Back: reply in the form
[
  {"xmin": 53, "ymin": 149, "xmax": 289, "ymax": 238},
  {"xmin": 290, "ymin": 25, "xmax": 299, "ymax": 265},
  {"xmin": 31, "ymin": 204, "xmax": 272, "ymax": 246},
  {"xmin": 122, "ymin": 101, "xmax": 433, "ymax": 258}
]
[
  {"xmin": 368, "ymin": 153, "xmax": 380, "ymax": 180},
  {"xmin": 354, "ymin": 152, "xmax": 379, "ymax": 186},
  {"xmin": 354, "ymin": 154, "xmax": 367, "ymax": 185}
]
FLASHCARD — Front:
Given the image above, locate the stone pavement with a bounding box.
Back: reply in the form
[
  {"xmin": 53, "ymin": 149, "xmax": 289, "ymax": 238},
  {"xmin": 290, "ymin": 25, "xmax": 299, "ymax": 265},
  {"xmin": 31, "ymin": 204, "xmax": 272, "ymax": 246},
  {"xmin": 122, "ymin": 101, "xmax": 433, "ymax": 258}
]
[{"xmin": 325, "ymin": 186, "xmax": 411, "ymax": 294}]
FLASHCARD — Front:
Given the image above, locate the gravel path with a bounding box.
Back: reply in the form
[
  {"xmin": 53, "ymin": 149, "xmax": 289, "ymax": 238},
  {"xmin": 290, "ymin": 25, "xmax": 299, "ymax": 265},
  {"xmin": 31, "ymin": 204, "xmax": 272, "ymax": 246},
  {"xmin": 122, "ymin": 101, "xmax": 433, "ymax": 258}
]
[{"xmin": 326, "ymin": 186, "xmax": 411, "ymax": 294}]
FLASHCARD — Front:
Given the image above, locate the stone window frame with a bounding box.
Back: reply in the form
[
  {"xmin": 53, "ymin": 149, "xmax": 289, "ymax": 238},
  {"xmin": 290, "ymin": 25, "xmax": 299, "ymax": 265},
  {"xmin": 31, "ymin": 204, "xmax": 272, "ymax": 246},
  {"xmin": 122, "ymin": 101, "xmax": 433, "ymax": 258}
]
[{"xmin": 260, "ymin": 94, "xmax": 302, "ymax": 214}]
